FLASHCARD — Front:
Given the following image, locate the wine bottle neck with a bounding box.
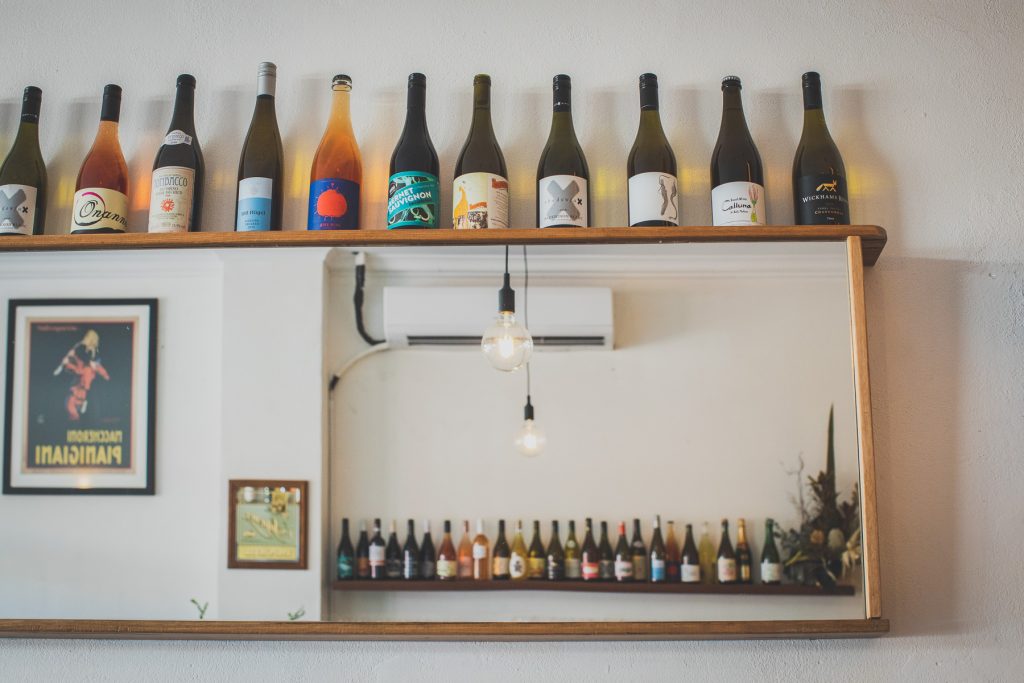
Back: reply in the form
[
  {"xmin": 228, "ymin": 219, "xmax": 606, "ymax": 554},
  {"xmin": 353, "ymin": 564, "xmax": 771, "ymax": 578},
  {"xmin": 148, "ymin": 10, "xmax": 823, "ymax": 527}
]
[
  {"xmin": 403, "ymin": 85, "xmax": 427, "ymax": 133},
  {"xmin": 169, "ymin": 86, "xmax": 196, "ymax": 134},
  {"xmin": 638, "ymin": 109, "xmax": 667, "ymax": 137},
  {"xmin": 471, "ymin": 86, "xmax": 494, "ymax": 135},
  {"xmin": 13, "ymin": 120, "xmax": 39, "ymax": 148}
]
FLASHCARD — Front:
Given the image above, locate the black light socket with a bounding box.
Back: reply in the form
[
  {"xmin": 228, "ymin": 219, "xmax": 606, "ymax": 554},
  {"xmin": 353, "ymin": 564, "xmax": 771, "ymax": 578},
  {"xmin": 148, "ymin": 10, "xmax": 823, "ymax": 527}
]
[
  {"xmin": 523, "ymin": 396, "xmax": 535, "ymax": 421},
  {"xmin": 498, "ymin": 271, "xmax": 515, "ymax": 314}
]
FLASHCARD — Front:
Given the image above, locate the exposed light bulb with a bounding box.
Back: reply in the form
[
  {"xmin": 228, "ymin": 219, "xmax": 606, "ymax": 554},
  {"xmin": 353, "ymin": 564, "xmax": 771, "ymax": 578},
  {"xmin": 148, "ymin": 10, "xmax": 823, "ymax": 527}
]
[
  {"xmin": 481, "ymin": 310, "xmax": 533, "ymax": 372},
  {"xmin": 515, "ymin": 418, "xmax": 546, "ymax": 456}
]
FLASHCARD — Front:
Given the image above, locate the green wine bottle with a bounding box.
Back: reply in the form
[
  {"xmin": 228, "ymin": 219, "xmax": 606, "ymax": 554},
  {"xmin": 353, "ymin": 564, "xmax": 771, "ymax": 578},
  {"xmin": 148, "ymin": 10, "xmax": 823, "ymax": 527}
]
[
  {"xmin": 563, "ymin": 520, "xmax": 582, "ymax": 580},
  {"xmin": 536, "ymin": 74, "xmax": 589, "ymax": 228},
  {"xmin": 680, "ymin": 523, "xmax": 701, "ymax": 583},
  {"xmin": 716, "ymin": 519, "xmax": 738, "ymax": 584},
  {"xmin": 792, "ymin": 71, "xmax": 850, "ymax": 225},
  {"xmin": 761, "ymin": 518, "xmax": 783, "ymax": 584},
  {"xmin": 710, "ymin": 76, "xmax": 765, "ymax": 226},
  {"xmin": 0, "ymin": 86, "xmax": 46, "ymax": 236},
  {"xmin": 453, "ymin": 75, "xmax": 508, "ymax": 229},
  {"xmin": 149, "ymin": 74, "xmax": 204, "ymax": 233},
  {"xmin": 388, "ymin": 73, "xmax": 440, "ymax": 229},
  {"xmin": 613, "ymin": 521, "xmax": 633, "ymax": 582},
  {"xmin": 546, "ymin": 521, "xmax": 565, "ymax": 580},
  {"xmin": 627, "ymin": 73, "xmax": 678, "ymax": 227},
  {"xmin": 236, "ymin": 62, "xmax": 283, "ymax": 231},
  {"xmin": 336, "ymin": 517, "xmax": 355, "ymax": 580}
]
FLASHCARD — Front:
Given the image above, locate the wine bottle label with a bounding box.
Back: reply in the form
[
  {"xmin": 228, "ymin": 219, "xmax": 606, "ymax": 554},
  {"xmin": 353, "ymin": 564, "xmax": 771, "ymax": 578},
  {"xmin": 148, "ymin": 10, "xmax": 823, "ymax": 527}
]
[
  {"xmin": 564, "ymin": 558, "xmax": 582, "ymax": 579},
  {"xmin": 509, "ymin": 552, "xmax": 527, "ymax": 578},
  {"xmin": 650, "ymin": 558, "xmax": 666, "ymax": 582},
  {"xmin": 453, "ymin": 172, "xmax": 509, "ymax": 229},
  {"xmin": 337, "ymin": 555, "xmax": 354, "ymax": 579},
  {"xmin": 236, "ymin": 177, "xmax": 273, "ymax": 231},
  {"xmin": 627, "ymin": 171, "xmax": 679, "ymax": 226},
  {"xmin": 632, "ymin": 557, "xmax": 648, "ymax": 581},
  {"xmin": 614, "ymin": 559, "xmax": 634, "ymax": 580},
  {"xmin": 740, "ymin": 563, "xmax": 752, "ymax": 582},
  {"xmin": 581, "ymin": 561, "xmax": 599, "ymax": 580},
  {"xmin": 761, "ymin": 561, "xmax": 782, "ymax": 583},
  {"xmin": 368, "ymin": 545, "xmax": 385, "ymax": 566},
  {"xmin": 436, "ymin": 559, "xmax": 457, "ymax": 578},
  {"xmin": 717, "ymin": 557, "xmax": 737, "ymax": 582},
  {"xmin": 148, "ymin": 166, "xmax": 195, "ymax": 233},
  {"xmin": 388, "ymin": 171, "xmax": 439, "ymax": 229},
  {"xmin": 420, "ymin": 560, "xmax": 436, "ymax": 578},
  {"xmin": 711, "ymin": 181, "xmax": 766, "ymax": 226},
  {"xmin": 681, "ymin": 563, "xmax": 701, "ymax": 583},
  {"xmin": 386, "ymin": 559, "xmax": 402, "ymax": 578},
  {"xmin": 492, "ymin": 556, "xmax": 510, "ymax": 576},
  {"xmin": 538, "ymin": 175, "xmax": 588, "ymax": 228},
  {"xmin": 472, "ymin": 542, "xmax": 488, "ymax": 559},
  {"xmin": 308, "ymin": 177, "xmax": 360, "ymax": 230},
  {"xmin": 546, "ymin": 560, "xmax": 563, "ymax": 580},
  {"xmin": 599, "ymin": 559, "xmax": 615, "ymax": 580},
  {"xmin": 527, "ymin": 557, "xmax": 546, "ymax": 577},
  {"xmin": 357, "ymin": 557, "xmax": 370, "ymax": 577},
  {"xmin": 0, "ymin": 184, "xmax": 37, "ymax": 235},
  {"xmin": 71, "ymin": 188, "xmax": 128, "ymax": 233},
  {"xmin": 163, "ymin": 129, "xmax": 193, "ymax": 146},
  {"xmin": 403, "ymin": 555, "xmax": 418, "ymax": 578},
  {"xmin": 795, "ymin": 174, "xmax": 850, "ymax": 224}
]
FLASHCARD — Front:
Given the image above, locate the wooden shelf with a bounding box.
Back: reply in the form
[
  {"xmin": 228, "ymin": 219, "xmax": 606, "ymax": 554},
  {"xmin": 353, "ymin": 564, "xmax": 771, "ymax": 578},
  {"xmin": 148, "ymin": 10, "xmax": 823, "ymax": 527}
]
[
  {"xmin": 0, "ymin": 225, "xmax": 887, "ymax": 265},
  {"xmin": 331, "ymin": 579, "xmax": 855, "ymax": 596}
]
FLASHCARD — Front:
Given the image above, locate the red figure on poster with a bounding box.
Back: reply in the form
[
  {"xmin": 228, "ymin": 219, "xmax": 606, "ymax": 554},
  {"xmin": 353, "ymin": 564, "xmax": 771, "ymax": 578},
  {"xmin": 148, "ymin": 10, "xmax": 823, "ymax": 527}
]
[{"xmin": 54, "ymin": 330, "xmax": 110, "ymax": 421}]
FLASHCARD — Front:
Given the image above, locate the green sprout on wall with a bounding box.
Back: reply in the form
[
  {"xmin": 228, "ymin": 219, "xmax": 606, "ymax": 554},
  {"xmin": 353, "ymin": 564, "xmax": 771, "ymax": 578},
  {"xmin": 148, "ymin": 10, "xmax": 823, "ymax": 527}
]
[
  {"xmin": 190, "ymin": 598, "xmax": 209, "ymax": 620},
  {"xmin": 288, "ymin": 606, "xmax": 306, "ymax": 621}
]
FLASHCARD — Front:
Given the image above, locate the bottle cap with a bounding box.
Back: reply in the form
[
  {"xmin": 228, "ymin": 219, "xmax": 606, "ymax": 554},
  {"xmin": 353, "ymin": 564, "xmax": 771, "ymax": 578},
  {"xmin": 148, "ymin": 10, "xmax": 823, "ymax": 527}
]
[
  {"xmin": 100, "ymin": 84, "xmax": 122, "ymax": 122},
  {"xmin": 177, "ymin": 74, "xmax": 197, "ymax": 89},
  {"xmin": 23, "ymin": 86, "xmax": 42, "ymax": 101},
  {"xmin": 473, "ymin": 74, "xmax": 491, "ymax": 86},
  {"xmin": 408, "ymin": 72, "xmax": 426, "ymax": 85},
  {"xmin": 258, "ymin": 62, "xmax": 277, "ymax": 78},
  {"xmin": 639, "ymin": 72, "xmax": 658, "ymax": 88},
  {"xmin": 553, "ymin": 74, "xmax": 571, "ymax": 87},
  {"xmin": 802, "ymin": 71, "xmax": 821, "ymax": 86},
  {"xmin": 333, "ymin": 74, "xmax": 352, "ymax": 86},
  {"xmin": 721, "ymin": 76, "xmax": 741, "ymax": 89}
]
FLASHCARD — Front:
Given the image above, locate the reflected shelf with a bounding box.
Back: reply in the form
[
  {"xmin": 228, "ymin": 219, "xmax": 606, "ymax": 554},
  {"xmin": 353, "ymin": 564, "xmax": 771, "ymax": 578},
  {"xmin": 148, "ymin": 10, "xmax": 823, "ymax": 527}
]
[{"xmin": 331, "ymin": 580, "xmax": 856, "ymax": 596}]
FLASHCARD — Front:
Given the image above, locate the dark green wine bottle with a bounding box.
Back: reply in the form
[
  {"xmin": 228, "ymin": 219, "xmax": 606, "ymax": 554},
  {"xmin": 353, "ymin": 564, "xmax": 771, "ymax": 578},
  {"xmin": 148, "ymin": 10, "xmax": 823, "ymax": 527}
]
[
  {"xmin": 792, "ymin": 71, "xmax": 850, "ymax": 225},
  {"xmin": 761, "ymin": 518, "xmax": 783, "ymax": 584},
  {"xmin": 527, "ymin": 520, "xmax": 546, "ymax": 579},
  {"xmin": 419, "ymin": 520, "xmax": 437, "ymax": 580},
  {"xmin": 649, "ymin": 515, "xmax": 667, "ymax": 583},
  {"xmin": 388, "ymin": 73, "xmax": 440, "ymax": 229},
  {"xmin": 453, "ymin": 74, "xmax": 508, "ymax": 229},
  {"xmin": 711, "ymin": 76, "xmax": 765, "ymax": 227},
  {"xmin": 613, "ymin": 521, "xmax": 633, "ymax": 582},
  {"xmin": 680, "ymin": 523, "xmax": 701, "ymax": 583},
  {"xmin": 537, "ymin": 74, "xmax": 589, "ymax": 228},
  {"xmin": 0, "ymin": 86, "xmax": 46, "ymax": 236},
  {"xmin": 630, "ymin": 518, "xmax": 648, "ymax": 581},
  {"xmin": 355, "ymin": 520, "xmax": 370, "ymax": 578},
  {"xmin": 598, "ymin": 521, "xmax": 615, "ymax": 581},
  {"xmin": 716, "ymin": 519, "xmax": 738, "ymax": 584},
  {"xmin": 627, "ymin": 73, "xmax": 678, "ymax": 227},
  {"xmin": 546, "ymin": 521, "xmax": 565, "ymax": 580},
  {"xmin": 563, "ymin": 520, "xmax": 582, "ymax": 580},
  {"xmin": 385, "ymin": 520, "xmax": 402, "ymax": 579},
  {"xmin": 149, "ymin": 75, "xmax": 204, "ymax": 233},
  {"xmin": 402, "ymin": 519, "xmax": 420, "ymax": 580},
  {"xmin": 336, "ymin": 517, "xmax": 355, "ymax": 580},
  {"xmin": 236, "ymin": 62, "xmax": 283, "ymax": 231},
  {"xmin": 492, "ymin": 519, "xmax": 511, "ymax": 579}
]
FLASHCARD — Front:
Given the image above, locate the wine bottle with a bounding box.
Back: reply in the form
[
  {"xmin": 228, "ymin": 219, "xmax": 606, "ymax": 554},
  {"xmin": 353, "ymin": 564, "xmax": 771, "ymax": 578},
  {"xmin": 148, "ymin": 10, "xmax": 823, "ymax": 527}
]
[
  {"xmin": 472, "ymin": 519, "xmax": 490, "ymax": 580},
  {"xmin": 581, "ymin": 518, "xmax": 600, "ymax": 581},
  {"xmin": 546, "ymin": 521, "xmax": 565, "ymax": 580},
  {"xmin": 680, "ymin": 523, "xmax": 701, "ymax": 583},
  {"xmin": 453, "ymin": 74, "xmax": 508, "ymax": 229},
  {"xmin": 308, "ymin": 74, "xmax": 361, "ymax": 230},
  {"xmin": 536, "ymin": 74, "xmax": 589, "ymax": 228},
  {"xmin": 527, "ymin": 520, "xmax": 547, "ymax": 580},
  {"xmin": 336, "ymin": 517, "xmax": 355, "ymax": 580},
  {"xmin": 598, "ymin": 521, "xmax": 615, "ymax": 581},
  {"xmin": 149, "ymin": 74, "xmax": 203, "ymax": 233},
  {"xmin": 355, "ymin": 520, "xmax": 371, "ymax": 579},
  {"xmin": 420, "ymin": 520, "xmax": 437, "ymax": 580},
  {"xmin": 698, "ymin": 522, "xmax": 715, "ymax": 585},
  {"xmin": 368, "ymin": 518, "xmax": 386, "ymax": 580},
  {"xmin": 385, "ymin": 520, "xmax": 402, "ymax": 579},
  {"xmin": 436, "ymin": 520, "xmax": 458, "ymax": 580},
  {"xmin": 630, "ymin": 518, "xmax": 648, "ymax": 581},
  {"xmin": 564, "ymin": 520, "xmax": 582, "ymax": 580},
  {"xmin": 388, "ymin": 73, "xmax": 439, "ymax": 229},
  {"xmin": 710, "ymin": 76, "xmax": 765, "ymax": 227},
  {"xmin": 613, "ymin": 521, "xmax": 633, "ymax": 582},
  {"xmin": 457, "ymin": 520, "xmax": 474, "ymax": 580},
  {"xmin": 492, "ymin": 519, "xmax": 511, "ymax": 580},
  {"xmin": 665, "ymin": 520, "xmax": 680, "ymax": 583},
  {"xmin": 736, "ymin": 518, "xmax": 754, "ymax": 584},
  {"xmin": 0, "ymin": 86, "xmax": 46, "ymax": 236},
  {"xmin": 792, "ymin": 71, "xmax": 850, "ymax": 225},
  {"xmin": 649, "ymin": 515, "xmax": 667, "ymax": 583},
  {"xmin": 236, "ymin": 62, "xmax": 283, "ymax": 232},
  {"xmin": 402, "ymin": 519, "xmax": 420, "ymax": 580},
  {"xmin": 627, "ymin": 73, "xmax": 678, "ymax": 227},
  {"xmin": 761, "ymin": 518, "xmax": 783, "ymax": 585},
  {"xmin": 509, "ymin": 520, "xmax": 528, "ymax": 581},
  {"xmin": 71, "ymin": 84, "xmax": 128, "ymax": 234},
  {"xmin": 716, "ymin": 519, "xmax": 738, "ymax": 584}
]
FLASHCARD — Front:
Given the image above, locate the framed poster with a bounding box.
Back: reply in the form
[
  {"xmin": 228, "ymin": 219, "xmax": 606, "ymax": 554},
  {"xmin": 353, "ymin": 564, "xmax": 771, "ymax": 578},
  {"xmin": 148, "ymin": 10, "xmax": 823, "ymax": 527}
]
[
  {"xmin": 3, "ymin": 299, "xmax": 157, "ymax": 495},
  {"xmin": 228, "ymin": 480, "xmax": 308, "ymax": 570}
]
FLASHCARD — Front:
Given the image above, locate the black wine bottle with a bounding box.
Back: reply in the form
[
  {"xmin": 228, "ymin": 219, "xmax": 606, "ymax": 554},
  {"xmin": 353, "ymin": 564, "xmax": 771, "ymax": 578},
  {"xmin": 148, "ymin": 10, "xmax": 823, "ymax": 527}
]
[
  {"xmin": 492, "ymin": 519, "xmax": 511, "ymax": 580},
  {"xmin": 716, "ymin": 519, "xmax": 738, "ymax": 584},
  {"xmin": 581, "ymin": 518, "xmax": 599, "ymax": 581},
  {"xmin": 402, "ymin": 519, "xmax": 420, "ymax": 580},
  {"xmin": 598, "ymin": 521, "xmax": 615, "ymax": 581},
  {"xmin": 736, "ymin": 518, "xmax": 754, "ymax": 584},
  {"xmin": 627, "ymin": 73, "xmax": 678, "ymax": 227},
  {"xmin": 355, "ymin": 520, "xmax": 370, "ymax": 579},
  {"xmin": 236, "ymin": 62, "xmax": 283, "ymax": 231},
  {"xmin": 368, "ymin": 518, "xmax": 386, "ymax": 579},
  {"xmin": 453, "ymin": 74, "xmax": 508, "ymax": 229},
  {"xmin": 385, "ymin": 520, "xmax": 402, "ymax": 579},
  {"xmin": 388, "ymin": 73, "xmax": 440, "ymax": 229},
  {"xmin": 536, "ymin": 74, "xmax": 589, "ymax": 228},
  {"xmin": 420, "ymin": 520, "xmax": 437, "ymax": 580},
  {"xmin": 680, "ymin": 523, "xmax": 701, "ymax": 583},
  {"xmin": 710, "ymin": 76, "xmax": 765, "ymax": 227},
  {"xmin": 0, "ymin": 86, "xmax": 46, "ymax": 236},
  {"xmin": 546, "ymin": 521, "xmax": 565, "ymax": 580},
  {"xmin": 149, "ymin": 74, "xmax": 204, "ymax": 233},
  {"xmin": 336, "ymin": 517, "xmax": 355, "ymax": 580},
  {"xmin": 563, "ymin": 520, "xmax": 582, "ymax": 580},
  {"xmin": 792, "ymin": 71, "xmax": 850, "ymax": 225},
  {"xmin": 761, "ymin": 519, "xmax": 783, "ymax": 584},
  {"xmin": 614, "ymin": 521, "xmax": 633, "ymax": 582},
  {"xmin": 630, "ymin": 518, "xmax": 648, "ymax": 581}
]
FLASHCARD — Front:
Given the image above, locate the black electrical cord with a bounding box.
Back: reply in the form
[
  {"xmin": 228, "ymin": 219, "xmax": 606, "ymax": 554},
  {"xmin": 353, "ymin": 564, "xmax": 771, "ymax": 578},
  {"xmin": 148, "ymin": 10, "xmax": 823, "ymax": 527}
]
[{"xmin": 354, "ymin": 254, "xmax": 385, "ymax": 346}]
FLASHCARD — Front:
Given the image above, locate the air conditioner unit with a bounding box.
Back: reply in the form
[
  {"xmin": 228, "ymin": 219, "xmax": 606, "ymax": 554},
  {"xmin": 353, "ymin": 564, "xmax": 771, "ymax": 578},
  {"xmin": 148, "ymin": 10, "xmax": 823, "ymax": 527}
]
[{"xmin": 382, "ymin": 286, "xmax": 614, "ymax": 350}]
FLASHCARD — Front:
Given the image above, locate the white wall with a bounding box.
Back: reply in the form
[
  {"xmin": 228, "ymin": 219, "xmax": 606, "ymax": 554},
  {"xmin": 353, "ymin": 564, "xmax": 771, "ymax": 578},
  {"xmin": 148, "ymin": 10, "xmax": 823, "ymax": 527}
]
[{"xmin": 1, "ymin": 0, "xmax": 1023, "ymax": 680}]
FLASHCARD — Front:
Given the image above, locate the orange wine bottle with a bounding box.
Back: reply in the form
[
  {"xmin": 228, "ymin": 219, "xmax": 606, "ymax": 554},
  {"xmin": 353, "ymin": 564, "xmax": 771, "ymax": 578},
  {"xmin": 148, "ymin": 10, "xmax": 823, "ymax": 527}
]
[
  {"xmin": 457, "ymin": 520, "xmax": 474, "ymax": 579},
  {"xmin": 436, "ymin": 520, "xmax": 458, "ymax": 580},
  {"xmin": 472, "ymin": 519, "xmax": 490, "ymax": 580},
  {"xmin": 308, "ymin": 74, "xmax": 361, "ymax": 230},
  {"xmin": 71, "ymin": 85, "xmax": 128, "ymax": 234}
]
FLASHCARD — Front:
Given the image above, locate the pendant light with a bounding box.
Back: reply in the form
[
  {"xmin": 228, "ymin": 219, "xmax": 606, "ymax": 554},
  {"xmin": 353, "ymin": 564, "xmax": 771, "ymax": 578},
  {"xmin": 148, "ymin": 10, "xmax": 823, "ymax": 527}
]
[{"xmin": 481, "ymin": 245, "xmax": 533, "ymax": 372}]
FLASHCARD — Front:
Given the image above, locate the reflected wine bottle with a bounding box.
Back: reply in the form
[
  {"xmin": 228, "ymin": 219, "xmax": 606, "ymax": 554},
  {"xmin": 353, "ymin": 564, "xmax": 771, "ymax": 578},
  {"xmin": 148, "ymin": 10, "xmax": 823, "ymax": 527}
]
[
  {"xmin": 0, "ymin": 86, "xmax": 46, "ymax": 236},
  {"xmin": 71, "ymin": 85, "xmax": 128, "ymax": 234},
  {"xmin": 368, "ymin": 518, "xmax": 386, "ymax": 580},
  {"xmin": 665, "ymin": 520, "xmax": 680, "ymax": 582},
  {"xmin": 716, "ymin": 519, "xmax": 738, "ymax": 584},
  {"xmin": 527, "ymin": 520, "xmax": 547, "ymax": 580},
  {"xmin": 308, "ymin": 74, "xmax": 361, "ymax": 230},
  {"xmin": 492, "ymin": 519, "xmax": 511, "ymax": 580},
  {"xmin": 472, "ymin": 519, "xmax": 490, "ymax": 580},
  {"xmin": 761, "ymin": 518, "xmax": 783, "ymax": 585},
  {"xmin": 680, "ymin": 523, "xmax": 701, "ymax": 583},
  {"xmin": 563, "ymin": 520, "xmax": 582, "ymax": 580},
  {"xmin": 627, "ymin": 73, "xmax": 678, "ymax": 227},
  {"xmin": 336, "ymin": 518, "xmax": 355, "ymax": 580},
  {"xmin": 736, "ymin": 518, "xmax": 754, "ymax": 584},
  {"xmin": 509, "ymin": 520, "xmax": 528, "ymax": 581},
  {"xmin": 546, "ymin": 521, "xmax": 565, "ymax": 580},
  {"xmin": 792, "ymin": 71, "xmax": 850, "ymax": 225},
  {"xmin": 630, "ymin": 518, "xmax": 648, "ymax": 581},
  {"xmin": 614, "ymin": 521, "xmax": 633, "ymax": 582},
  {"xmin": 453, "ymin": 74, "xmax": 509, "ymax": 229},
  {"xmin": 598, "ymin": 521, "xmax": 615, "ymax": 581},
  {"xmin": 420, "ymin": 520, "xmax": 437, "ymax": 580},
  {"xmin": 698, "ymin": 521, "xmax": 715, "ymax": 584},
  {"xmin": 355, "ymin": 520, "xmax": 370, "ymax": 579},
  {"xmin": 457, "ymin": 520, "xmax": 474, "ymax": 580},
  {"xmin": 649, "ymin": 515, "xmax": 667, "ymax": 583},
  {"xmin": 402, "ymin": 519, "xmax": 420, "ymax": 580},
  {"xmin": 388, "ymin": 73, "xmax": 439, "ymax": 229},
  {"xmin": 436, "ymin": 520, "xmax": 458, "ymax": 580},
  {"xmin": 580, "ymin": 518, "xmax": 600, "ymax": 582},
  {"xmin": 385, "ymin": 520, "xmax": 402, "ymax": 579},
  {"xmin": 149, "ymin": 74, "xmax": 203, "ymax": 233},
  {"xmin": 236, "ymin": 62, "xmax": 283, "ymax": 232},
  {"xmin": 710, "ymin": 76, "xmax": 765, "ymax": 227},
  {"xmin": 536, "ymin": 74, "xmax": 589, "ymax": 228}
]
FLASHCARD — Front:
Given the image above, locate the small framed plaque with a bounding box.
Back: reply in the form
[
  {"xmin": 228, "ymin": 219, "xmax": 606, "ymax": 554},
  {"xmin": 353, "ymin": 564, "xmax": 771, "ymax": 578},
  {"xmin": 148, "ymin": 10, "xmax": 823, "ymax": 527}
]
[{"xmin": 227, "ymin": 479, "xmax": 308, "ymax": 570}]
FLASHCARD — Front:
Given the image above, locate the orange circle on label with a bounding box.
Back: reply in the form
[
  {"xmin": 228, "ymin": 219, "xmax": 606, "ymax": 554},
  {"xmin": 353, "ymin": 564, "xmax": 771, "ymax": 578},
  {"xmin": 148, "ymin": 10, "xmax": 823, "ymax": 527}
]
[{"xmin": 316, "ymin": 188, "xmax": 348, "ymax": 218}]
